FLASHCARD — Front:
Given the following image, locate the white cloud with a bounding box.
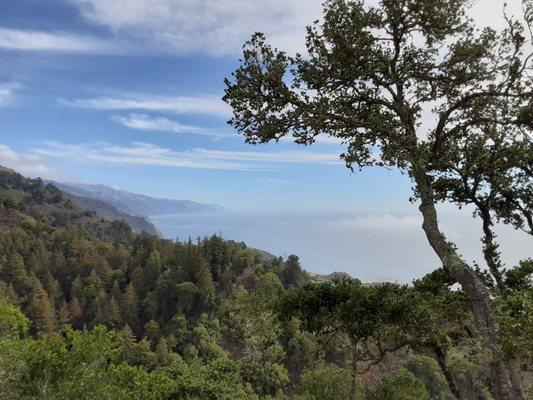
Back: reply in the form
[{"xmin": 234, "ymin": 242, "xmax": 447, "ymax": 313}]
[
  {"xmin": 64, "ymin": 94, "xmax": 230, "ymax": 117},
  {"xmin": 68, "ymin": 0, "xmax": 323, "ymax": 56},
  {"xmin": 31, "ymin": 141, "xmax": 341, "ymax": 171},
  {"xmin": 0, "ymin": 27, "xmax": 117, "ymax": 53},
  {"xmin": 193, "ymin": 149, "xmax": 341, "ymax": 164},
  {"xmin": 0, "ymin": 144, "xmax": 61, "ymax": 179},
  {"xmin": 2, "ymin": 1, "xmax": 521, "ymax": 57},
  {"xmin": 0, "ymin": 83, "xmax": 21, "ymax": 106},
  {"xmin": 65, "ymin": 0, "xmax": 525, "ymax": 57},
  {"xmin": 112, "ymin": 113, "xmax": 230, "ymax": 138}
]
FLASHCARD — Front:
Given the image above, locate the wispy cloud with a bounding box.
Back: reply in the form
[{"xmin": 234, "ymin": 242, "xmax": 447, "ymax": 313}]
[
  {"xmin": 0, "ymin": 144, "xmax": 63, "ymax": 179},
  {"xmin": 64, "ymin": 94, "xmax": 230, "ymax": 117},
  {"xmin": 0, "ymin": 27, "xmax": 117, "ymax": 53},
  {"xmin": 68, "ymin": 0, "xmax": 323, "ymax": 56},
  {"xmin": 112, "ymin": 113, "xmax": 231, "ymax": 138},
  {"xmin": 66, "ymin": 0, "xmax": 522, "ymax": 57},
  {"xmin": 31, "ymin": 141, "xmax": 341, "ymax": 171},
  {"xmin": 192, "ymin": 149, "xmax": 341, "ymax": 164},
  {"xmin": 0, "ymin": 82, "xmax": 21, "ymax": 105}
]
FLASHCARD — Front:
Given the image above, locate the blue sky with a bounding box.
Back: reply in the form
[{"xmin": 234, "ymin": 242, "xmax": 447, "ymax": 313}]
[
  {"xmin": 0, "ymin": 0, "xmax": 417, "ymax": 212},
  {"xmin": 0, "ymin": 0, "xmax": 530, "ymax": 279}
]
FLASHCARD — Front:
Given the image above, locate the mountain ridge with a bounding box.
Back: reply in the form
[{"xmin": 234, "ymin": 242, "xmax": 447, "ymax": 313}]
[{"xmin": 47, "ymin": 181, "xmax": 224, "ymax": 217}]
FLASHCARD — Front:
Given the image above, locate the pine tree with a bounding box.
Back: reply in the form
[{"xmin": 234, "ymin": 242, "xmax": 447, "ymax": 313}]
[
  {"xmin": 120, "ymin": 323, "xmax": 139, "ymax": 365},
  {"xmin": 111, "ymin": 280, "xmax": 122, "ymax": 300},
  {"xmin": 121, "ymin": 283, "xmax": 139, "ymax": 333},
  {"xmin": 26, "ymin": 252, "xmax": 41, "ymax": 274},
  {"xmin": 26, "ymin": 279, "xmax": 56, "ymax": 334},
  {"xmin": 70, "ymin": 275, "xmax": 83, "ymax": 300},
  {"xmin": 47, "ymin": 276, "xmax": 62, "ymax": 308},
  {"xmin": 104, "ymin": 296, "xmax": 122, "ymax": 329},
  {"xmin": 0, "ymin": 281, "xmax": 20, "ymax": 305},
  {"xmin": 283, "ymin": 255, "xmax": 305, "ymax": 288},
  {"xmin": 69, "ymin": 296, "xmax": 83, "ymax": 328},
  {"xmin": 4, "ymin": 253, "xmax": 27, "ymax": 294},
  {"xmin": 195, "ymin": 258, "xmax": 216, "ymax": 309},
  {"xmin": 144, "ymin": 319, "xmax": 161, "ymax": 345},
  {"xmin": 57, "ymin": 300, "xmax": 71, "ymax": 328},
  {"xmin": 155, "ymin": 337, "xmax": 171, "ymax": 367}
]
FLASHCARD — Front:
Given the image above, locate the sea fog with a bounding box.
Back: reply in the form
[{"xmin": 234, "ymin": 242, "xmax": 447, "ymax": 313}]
[{"xmin": 151, "ymin": 210, "xmax": 531, "ymax": 284}]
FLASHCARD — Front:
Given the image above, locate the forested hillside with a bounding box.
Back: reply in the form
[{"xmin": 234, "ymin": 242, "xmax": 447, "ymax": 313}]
[
  {"xmin": 64, "ymin": 191, "xmax": 161, "ymax": 236},
  {"xmin": 0, "ymin": 167, "xmax": 531, "ymax": 399}
]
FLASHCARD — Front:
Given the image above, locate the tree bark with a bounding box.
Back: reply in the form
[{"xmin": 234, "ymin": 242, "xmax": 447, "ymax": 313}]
[
  {"xmin": 411, "ymin": 166, "xmax": 522, "ymax": 400},
  {"xmin": 508, "ymin": 358, "xmax": 527, "ymax": 400},
  {"xmin": 349, "ymin": 336, "xmax": 359, "ymax": 398},
  {"xmin": 433, "ymin": 345, "xmax": 463, "ymax": 400},
  {"xmin": 477, "ymin": 203, "xmax": 505, "ymax": 290}
]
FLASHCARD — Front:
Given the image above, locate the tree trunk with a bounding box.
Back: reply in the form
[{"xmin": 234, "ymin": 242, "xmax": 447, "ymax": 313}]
[
  {"xmin": 349, "ymin": 336, "xmax": 359, "ymax": 398},
  {"xmin": 477, "ymin": 203, "xmax": 505, "ymax": 290},
  {"xmin": 411, "ymin": 166, "xmax": 522, "ymax": 400},
  {"xmin": 433, "ymin": 345, "xmax": 463, "ymax": 400},
  {"xmin": 508, "ymin": 358, "xmax": 527, "ymax": 400}
]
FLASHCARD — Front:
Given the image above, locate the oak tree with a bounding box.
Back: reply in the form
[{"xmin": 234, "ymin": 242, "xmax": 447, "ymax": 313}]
[{"xmin": 224, "ymin": 1, "xmax": 533, "ymax": 398}]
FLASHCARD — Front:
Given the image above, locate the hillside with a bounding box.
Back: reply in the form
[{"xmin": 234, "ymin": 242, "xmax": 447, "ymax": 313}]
[
  {"xmin": 64, "ymin": 192, "xmax": 161, "ymax": 236},
  {"xmin": 0, "ymin": 167, "xmax": 159, "ymax": 236},
  {"xmin": 49, "ymin": 181, "xmax": 224, "ymax": 217},
  {"xmin": 0, "ymin": 166, "xmax": 129, "ymax": 239}
]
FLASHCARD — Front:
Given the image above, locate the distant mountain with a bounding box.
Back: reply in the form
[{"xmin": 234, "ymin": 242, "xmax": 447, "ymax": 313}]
[
  {"xmin": 308, "ymin": 271, "xmax": 355, "ymax": 282},
  {"xmin": 48, "ymin": 181, "xmax": 224, "ymax": 217},
  {"xmin": 0, "ymin": 166, "xmax": 160, "ymax": 236},
  {"xmin": 64, "ymin": 193, "xmax": 161, "ymax": 237}
]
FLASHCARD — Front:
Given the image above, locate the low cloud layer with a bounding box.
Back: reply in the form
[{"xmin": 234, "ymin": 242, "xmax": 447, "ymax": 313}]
[{"xmin": 151, "ymin": 210, "xmax": 532, "ymax": 283}]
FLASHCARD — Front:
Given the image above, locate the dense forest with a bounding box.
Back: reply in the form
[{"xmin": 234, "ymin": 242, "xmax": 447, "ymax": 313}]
[{"xmin": 0, "ymin": 165, "xmax": 531, "ymax": 399}]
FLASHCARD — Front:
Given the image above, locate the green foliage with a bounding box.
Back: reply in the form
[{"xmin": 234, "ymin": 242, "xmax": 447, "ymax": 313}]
[
  {"xmin": 0, "ymin": 299, "xmax": 29, "ymax": 337},
  {"xmin": 370, "ymin": 368, "xmax": 430, "ymax": 400},
  {"xmin": 494, "ymin": 271, "xmax": 533, "ymax": 362},
  {"xmin": 160, "ymin": 357, "xmax": 258, "ymax": 400},
  {"xmin": 405, "ymin": 356, "xmax": 446, "ymax": 400},
  {"xmin": 295, "ymin": 364, "xmax": 356, "ymax": 400},
  {"xmin": 280, "ymin": 279, "xmax": 437, "ymax": 373}
]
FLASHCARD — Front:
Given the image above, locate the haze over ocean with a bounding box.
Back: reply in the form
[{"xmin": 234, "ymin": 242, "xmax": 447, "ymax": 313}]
[{"xmin": 152, "ymin": 209, "xmax": 531, "ymax": 283}]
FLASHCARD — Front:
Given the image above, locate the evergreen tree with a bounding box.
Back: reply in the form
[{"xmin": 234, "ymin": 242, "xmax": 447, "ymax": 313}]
[
  {"xmin": 104, "ymin": 296, "xmax": 122, "ymax": 329},
  {"xmin": 121, "ymin": 283, "xmax": 140, "ymax": 333},
  {"xmin": 4, "ymin": 253, "xmax": 27, "ymax": 293},
  {"xmin": 68, "ymin": 296, "xmax": 83, "ymax": 328},
  {"xmin": 47, "ymin": 276, "xmax": 62, "ymax": 308},
  {"xmin": 111, "ymin": 279, "xmax": 122, "ymax": 300},
  {"xmin": 26, "ymin": 279, "xmax": 56, "ymax": 334},
  {"xmin": 144, "ymin": 319, "xmax": 161, "ymax": 345},
  {"xmin": 57, "ymin": 300, "xmax": 71, "ymax": 329},
  {"xmin": 155, "ymin": 337, "xmax": 171, "ymax": 367},
  {"xmin": 195, "ymin": 259, "xmax": 216, "ymax": 309},
  {"xmin": 70, "ymin": 275, "xmax": 83, "ymax": 300},
  {"xmin": 282, "ymin": 255, "xmax": 305, "ymax": 288}
]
